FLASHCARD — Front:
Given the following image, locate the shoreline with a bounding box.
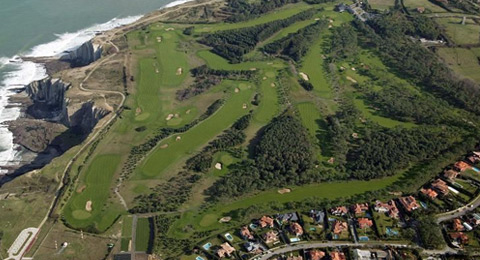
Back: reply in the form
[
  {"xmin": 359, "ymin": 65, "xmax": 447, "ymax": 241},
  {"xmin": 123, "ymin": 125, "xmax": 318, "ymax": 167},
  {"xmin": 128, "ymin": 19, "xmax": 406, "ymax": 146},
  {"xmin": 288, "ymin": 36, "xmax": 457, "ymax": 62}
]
[{"xmin": 0, "ymin": 0, "xmax": 201, "ymax": 177}]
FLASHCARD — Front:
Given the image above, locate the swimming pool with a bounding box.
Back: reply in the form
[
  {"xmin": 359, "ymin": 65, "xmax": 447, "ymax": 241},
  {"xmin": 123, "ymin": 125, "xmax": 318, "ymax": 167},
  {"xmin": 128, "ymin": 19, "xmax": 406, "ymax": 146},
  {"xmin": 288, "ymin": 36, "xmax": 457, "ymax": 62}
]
[
  {"xmin": 290, "ymin": 237, "xmax": 301, "ymax": 243},
  {"xmin": 358, "ymin": 236, "xmax": 369, "ymax": 241},
  {"xmin": 419, "ymin": 201, "xmax": 428, "ymax": 209},
  {"xmin": 473, "ymin": 167, "xmax": 480, "ymax": 173},
  {"xmin": 202, "ymin": 243, "xmax": 212, "ymax": 250},
  {"xmin": 386, "ymin": 227, "xmax": 399, "ymax": 236},
  {"xmin": 196, "ymin": 256, "xmax": 205, "ymax": 260},
  {"xmin": 249, "ymin": 223, "xmax": 258, "ymax": 230},
  {"xmin": 309, "ymin": 227, "xmax": 316, "ymax": 231},
  {"xmin": 225, "ymin": 233, "xmax": 234, "ymax": 241}
]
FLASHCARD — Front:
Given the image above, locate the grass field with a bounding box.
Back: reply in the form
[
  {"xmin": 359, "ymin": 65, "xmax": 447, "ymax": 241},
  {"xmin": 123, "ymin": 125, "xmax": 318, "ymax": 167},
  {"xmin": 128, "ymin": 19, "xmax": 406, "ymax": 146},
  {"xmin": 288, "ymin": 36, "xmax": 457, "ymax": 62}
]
[
  {"xmin": 437, "ymin": 47, "xmax": 480, "ymax": 82},
  {"xmin": 297, "ymin": 102, "xmax": 322, "ymax": 137},
  {"xmin": 135, "ymin": 218, "xmax": 151, "ymax": 252},
  {"xmin": 436, "ymin": 17, "xmax": 480, "ymax": 45},
  {"xmin": 195, "ymin": 3, "xmax": 313, "ymax": 33},
  {"xmin": 368, "ymin": 0, "xmax": 394, "ymax": 11},
  {"xmin": 121, "ymin": 215, "xmax": 133, "ymax": 251},
  {"xmin": 63, "ymin": 154, "xmax": 123, "ymax": 231},
  {"xmin": 353, "ymin": 97, "xmax": 416, "ymax": 128},
  {"xmin": 403, "ymin": 0, "xmax": 448, "ymax": 13},
  {"xmin": 169, "ymin": 173, "xmax": 403, "ymax": 238},
  {"xmin": 139, "ymin": 81, "xmax": 254, "ymax": 179}
]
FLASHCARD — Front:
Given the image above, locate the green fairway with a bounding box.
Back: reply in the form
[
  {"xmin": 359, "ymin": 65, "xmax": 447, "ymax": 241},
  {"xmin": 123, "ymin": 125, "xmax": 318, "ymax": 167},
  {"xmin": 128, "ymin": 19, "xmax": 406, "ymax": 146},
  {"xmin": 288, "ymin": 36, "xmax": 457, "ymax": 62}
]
[
  {"xmin": 135, "ymin": 218, "xmax": 151, "ymax": 252},
  {"xmin": 139, "ymin": 82, "xmax": 254, "ymax": 178},
  {"xmin": 195, "ymin": 3, "xmax": 312, "ymax": 33},
  {"xmin": 169, "ymin": 173, "xmax": 403, "ymax": 238},
  {"xmin": 297, "ymin": 102, "xmax": 321, "ymax": 136},
  {"xmin": 63, "ymin": 154, "xmax": 123, "ymax": 231},
  {"xmin": 353, "ymin": 97, "xmax": 416, "ymax": 128},
  {"xmin": 254, "ymin": 72, "xmax": 279, "ymax": 123}
]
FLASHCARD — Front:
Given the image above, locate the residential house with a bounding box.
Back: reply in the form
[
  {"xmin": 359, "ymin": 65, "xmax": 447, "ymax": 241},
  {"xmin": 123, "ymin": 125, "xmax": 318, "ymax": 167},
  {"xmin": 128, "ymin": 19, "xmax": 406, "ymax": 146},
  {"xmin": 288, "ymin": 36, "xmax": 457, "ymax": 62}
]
[
  {"xmin": 330, "ymin": 251, "xmax": 347, "ymax": 260},
  {"xmin": 454, "ymin": 161, "xmax": 471, "ymax": 172},
  {"xmin": 443, "ymin": 169, "xmax": 460, "ymax": 180},
  {"xmin": 333, "ymin": 220, "xmax": 348, "ymax": 234},
  {"xmin": 351, "ymin": 203, "xmax": 369, "ymax": 216},
  {"xmin": 309, "ymin": 210, "xmax": 325, "ymax": 225},
  {"xmin": 276, "ymin": 212, "xmax": 299, "ymax": 224},
  {"xmin": 467, "ymin": 155, "xmax": 480, "ymax": 164},
  {"xmin": 431, "ymin": 179, "xmax": 449, "ymax": 196},
  {"xmin": 259, "ymin": 216, "xmax": 275, "ymax": 228},
  {"xmin": 450, "ymin": 232, "xmax": 469, "ymax": 245},
  {"xmin": 217, "ymin": 242, "xmax": 235, "ymax": 258},
  {"xmin": 263, "ymin": 230, "xmax": 279, "ymax": 244},
  {"xmin": 330, "ymin": 206, "xmax": 348, "ymax": 216},
  {"xmin": 357, "ymin": 218, "xmax": 373, "ymax": 229},
  {"xmin": 453, "ymin": 219, "xmax": 464, "ymax": 232},
  {"xmin": 352, "ymin": 249, "xmax": 373, "ymax": 260},
  {"xmin": 421, "ymin": 188, "xmax": 438, "ymax": 200},
  {"xmin": 398, "ymin": 196, "xmax": 420, "ymax": 212},
  {"xmin": 416, "ymin": 7, "xmax": 425, "ymax": 13},
  {"xmin": 374, "ymin": 200, "xmax": 399, "ymax": 219},
  {"xmin": 308, "ymin": 250, "xmax": 326, "ymax": 260},
  {"xmin": 470, "ymin": 213, "xmax": 480, "ymax": 226},
  {"xmin": 240, "ymin": 226, "xmax": 254, "ymax": 240},
  {"xmin": 243, "ymin": 242, "xmax": 263, "ymax": 254},
  {"xmin": 335, "ymin": 3, "xmax": 349, "ymax": 12},
  {"xmin": 290, "ymin": 222, "xmax": 304, "ymax": 236}
]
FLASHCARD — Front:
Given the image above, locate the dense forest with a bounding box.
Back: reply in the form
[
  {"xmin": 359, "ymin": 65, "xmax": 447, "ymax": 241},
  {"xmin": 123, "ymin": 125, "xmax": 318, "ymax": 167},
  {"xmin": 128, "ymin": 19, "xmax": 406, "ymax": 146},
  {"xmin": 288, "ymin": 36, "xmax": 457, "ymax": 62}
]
[
  {"xmin": 207, "ymin": 115, "xmax": 316, "ymax": 198},
  {"xmin": 263, "ymin": 19, "xmax": 328, "ymax": 62},
  {"xmin": 223, "ymin": 0, "xmax": 299, "ymax": 23},
  {"xmin": 346, "ymin": 127, "xmax": 457, "ymax": 179},
  {"xmin": 199, "ymin": 9, "xmax": 318, "ymax": 62}
]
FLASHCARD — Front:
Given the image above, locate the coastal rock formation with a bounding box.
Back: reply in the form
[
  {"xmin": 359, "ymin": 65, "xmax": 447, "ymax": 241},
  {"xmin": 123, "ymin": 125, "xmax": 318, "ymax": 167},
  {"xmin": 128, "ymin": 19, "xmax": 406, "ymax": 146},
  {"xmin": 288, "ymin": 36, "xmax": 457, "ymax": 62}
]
[
  {"xmin": 69, "ymin": 101, "xmax": 110, "ymax": 134},
  {"xmin": 60, "ymin": 40, "xmax": 102, "ymax": 67},
  {"xmin": 25, "ymin": 77, "xmax": 70, "ymax": 124}
]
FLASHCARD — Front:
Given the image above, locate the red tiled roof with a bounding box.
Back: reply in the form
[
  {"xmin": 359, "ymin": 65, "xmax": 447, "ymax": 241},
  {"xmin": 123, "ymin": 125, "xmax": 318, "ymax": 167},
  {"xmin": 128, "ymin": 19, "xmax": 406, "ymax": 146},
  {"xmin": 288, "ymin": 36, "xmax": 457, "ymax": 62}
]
[
  {"xmin": 309, "ymin": 250, "xmax": 325, "ymax": 260},
  {"xmin": 357, "ymin": 218, "xmax": 373, "ymax": 229}
]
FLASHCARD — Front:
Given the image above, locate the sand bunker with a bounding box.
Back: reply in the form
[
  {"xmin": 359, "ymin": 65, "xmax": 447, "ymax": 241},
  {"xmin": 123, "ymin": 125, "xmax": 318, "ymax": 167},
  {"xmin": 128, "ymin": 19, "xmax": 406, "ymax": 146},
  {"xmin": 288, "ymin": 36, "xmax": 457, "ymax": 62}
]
[
  {"xmin": 278, "ymin": 188, "xmax": 291, "ymax": 194},
  {"xmin": 77, "ymin": 185, "xmax": 86, "ymax": 193},
  {"xmin": 156, "ymin": 36, "xmax": 162, "ymax": 43},
  {"xmin": 85, "ymin": 200, "xmax": 92, "ymax": 212},
  {"xmin": 242, "ymin": 103, "xmax": 247, "ymax": 109},
  {"xmin": 186, "ymin": 109, "xmax": 191, "ymax": 114},
  {"xmin": 234, "ymin": 88, "xmax": 240, "ymax": 93},
  {"xmin": 135, "ymin": 107, "xmax": 142, "ymax": 116},
  {"xmin": 351, "ymin": 67, "xmax": 356, "ymax": 71},
  {"xmin": 160, "ymin": 144, "xmax": 169, "ymax": 149},
  {"xmin": 176, "ymin": 136, "xmax": 182, "ymax": 141},
  {"xmin": 215, "ymin": 163, "xmax": 222, "ymax": 170},
  {"xmin": 176, "ymin": 68, "xmax": 183, "ymax": 75},
  {"xmin": 166, "ymin": 114, "xmax": 174, "ymax": 121},
  {"xmin": 165, "ymin": 27, "xmax": 175, "ymax": 31},
  {"xmin": 346, "ymin": 76, "xmax": 357, "ymax": 83},
  {"xmin": 352, "ymin": 133, "xmax": 359, "ymax": 139},
  {"xmin": 219, "ymin": 217, "xmax": 232, "ymax": 223},
  {"xmin": 328, "ymin": 157, "xmax": 335, "ymax": 164},
  {"xmin": 249, "ymin": 68, "xmax": 257, "ymax": 71},
  {"xmin": 270, "ymin": 83, "xmax": 276, "ymax": 87},
  {"xmin": 262, "ymin": 77, "xmax": 267, "ymax": 80},
  {"xmin": 299, "ymin": 72, "xmax": 309, "ymax": 81}
]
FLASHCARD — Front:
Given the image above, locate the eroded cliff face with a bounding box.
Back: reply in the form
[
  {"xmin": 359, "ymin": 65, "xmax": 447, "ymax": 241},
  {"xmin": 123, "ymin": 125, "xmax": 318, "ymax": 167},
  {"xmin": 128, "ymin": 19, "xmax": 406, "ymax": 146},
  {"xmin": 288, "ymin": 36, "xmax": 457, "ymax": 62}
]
[
  {"xmin": 60, "ymin": 40, "xmax": 102, "ymax": 67},
  {"xmin": 25, "ymin": 77, "xmax": 70, "ymax": 124},
  {"xmin": 70, "ymin": 101, "xmax": 110, "ymax": 134}
]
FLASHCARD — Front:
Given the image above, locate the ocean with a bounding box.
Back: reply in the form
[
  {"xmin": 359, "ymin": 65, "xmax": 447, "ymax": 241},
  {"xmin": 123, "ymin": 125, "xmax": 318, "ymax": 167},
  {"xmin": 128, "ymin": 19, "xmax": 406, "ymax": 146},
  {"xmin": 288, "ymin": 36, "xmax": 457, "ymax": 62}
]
[{"xmin": 0, "ymin": 0, "xmax": 189, "ymax": 173}]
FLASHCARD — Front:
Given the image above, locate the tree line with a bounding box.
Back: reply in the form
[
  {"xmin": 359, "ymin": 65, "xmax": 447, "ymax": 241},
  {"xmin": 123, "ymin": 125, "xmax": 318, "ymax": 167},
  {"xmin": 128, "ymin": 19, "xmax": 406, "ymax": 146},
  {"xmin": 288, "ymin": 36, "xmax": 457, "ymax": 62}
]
[
  {"xmin": 177, "ymin": 65, "xmax": 256, "ymax": 100},
  {"xmin": 263, "ymin": 19, "xmax": 328, "ymax": 62},
  {"xmin": 223, "ymin": 0, "xmax": 299, "ymax": 23},
  {"xmin": 199, "ymin": 8, "xmax": 318, "ymax": 63}
]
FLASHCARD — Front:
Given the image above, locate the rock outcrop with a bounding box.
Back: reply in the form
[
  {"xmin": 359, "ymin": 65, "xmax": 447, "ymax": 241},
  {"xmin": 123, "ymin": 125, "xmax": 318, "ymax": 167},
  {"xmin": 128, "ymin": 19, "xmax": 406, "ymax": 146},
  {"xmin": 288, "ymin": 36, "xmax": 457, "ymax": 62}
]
[
  {"xmin": 60, "ymin": 40, "xmax": 102, "ymax": 67},
  {"xmin": 25, "ymin": 78, "xmax": 70, "ymax": 124},
  {"xmin": 70, "ymin": 101, "xmax": 110, "ymax": 134}
]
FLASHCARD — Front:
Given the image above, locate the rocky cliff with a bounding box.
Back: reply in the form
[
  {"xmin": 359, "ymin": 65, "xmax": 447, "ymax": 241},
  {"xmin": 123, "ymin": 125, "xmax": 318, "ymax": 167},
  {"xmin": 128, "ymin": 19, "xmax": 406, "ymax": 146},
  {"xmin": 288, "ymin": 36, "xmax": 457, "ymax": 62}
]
[
  {"xmin": 25, "ymin": 78, "xmax": 70, "ymax": 124},
  {"xmin": 69, "ymin": 101, "xmax": 110, "ymax": 134},
  {"xmin": 60, "ymin": 40, "xmax": 102, "ymax": 67}
]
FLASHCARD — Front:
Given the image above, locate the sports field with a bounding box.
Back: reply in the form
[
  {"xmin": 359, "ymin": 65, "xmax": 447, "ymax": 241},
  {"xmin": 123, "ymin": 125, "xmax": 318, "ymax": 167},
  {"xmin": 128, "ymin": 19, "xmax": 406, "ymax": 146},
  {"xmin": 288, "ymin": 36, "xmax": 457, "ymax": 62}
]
[
  {"xmin": 63, "ymin": 154, "xmax": 123, "ymax": 231},
  {"xmin": 437, "ymin": 47, "xmax": 480, "ymax": 82},
  {"xmin": 135, "ymin": 218, "xmax": 151, "ymax": 252},
  {"xmin": 139, "ymin": 82, "xmax": 254, "ymax": 179}
]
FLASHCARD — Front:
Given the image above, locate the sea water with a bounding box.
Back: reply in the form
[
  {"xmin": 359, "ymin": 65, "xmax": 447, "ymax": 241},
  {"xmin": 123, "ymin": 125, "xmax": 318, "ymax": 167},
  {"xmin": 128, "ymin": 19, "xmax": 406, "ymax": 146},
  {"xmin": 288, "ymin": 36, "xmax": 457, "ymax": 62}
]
[{"xmin": 0, "ymin": 0, "xmax": 191, "ymax": 173}]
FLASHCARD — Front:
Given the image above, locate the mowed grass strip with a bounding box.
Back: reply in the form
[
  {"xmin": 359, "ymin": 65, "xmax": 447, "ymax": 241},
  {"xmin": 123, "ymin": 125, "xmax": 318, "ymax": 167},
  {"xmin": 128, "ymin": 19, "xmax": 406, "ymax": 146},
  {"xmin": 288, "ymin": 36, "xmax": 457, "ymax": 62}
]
[
  {"xmin": 297, "ymin": 102, "xmax": 321, "ymax": 136},
  {"xmin": 63, "ymin": 154, "xmax": 122, "ymax": 230},
  {"xmin": 254, "ymin": 71, "xmax": 279, "ymax": 123},
  {"xmin": 195, "ymin": 2, "xmax": 312, "ymax": 33},
  {"xmin": 139, "ymin": 82, "xmax": 254, "ymax": 178},
  {"xmin": 169, "ymin": 173, "xmax": 403, "ymax": 238},
  {"xmin": 135, "ymin": 218, "xmax": 151, "ymax": 252}
]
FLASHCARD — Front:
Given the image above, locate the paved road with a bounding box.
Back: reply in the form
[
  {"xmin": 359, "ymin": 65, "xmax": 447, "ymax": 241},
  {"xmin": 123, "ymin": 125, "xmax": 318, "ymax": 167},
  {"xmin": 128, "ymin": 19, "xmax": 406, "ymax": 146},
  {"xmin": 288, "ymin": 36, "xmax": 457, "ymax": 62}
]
[
  {"xmin": 254, "ymin": 242, "xmax": 457, "ymax": 260},
  {"xmin": 436, "ymin": 193, "xmax": 480, "ymax": 223},
  {"xmin": 131, "ymin": 215, "xmax": 138, "ymax": 252}
]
